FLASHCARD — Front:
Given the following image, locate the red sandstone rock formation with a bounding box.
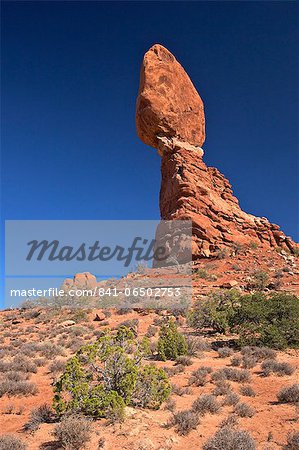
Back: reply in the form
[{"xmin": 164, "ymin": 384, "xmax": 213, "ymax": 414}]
[{"xmin": 136, "ymin": 44, "xmax": 298, "ymax": 258}]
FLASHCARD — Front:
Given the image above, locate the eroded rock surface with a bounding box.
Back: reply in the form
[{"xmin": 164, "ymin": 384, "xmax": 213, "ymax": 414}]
[
  {"xmin": 136, "ymin": 44, "xmax": 205, "ymax": 149},
  {"xmin": 136, "ymin": 44, "xmax": 298, "ymax": 257}
]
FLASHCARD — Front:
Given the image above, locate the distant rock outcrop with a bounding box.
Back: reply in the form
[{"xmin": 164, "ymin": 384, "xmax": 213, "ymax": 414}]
[{"xmin": 136, "ymin": 44, "xmax": 298, "ymax": 257}]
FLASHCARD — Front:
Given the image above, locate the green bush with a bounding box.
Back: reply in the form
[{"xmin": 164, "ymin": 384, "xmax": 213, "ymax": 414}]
[
  {"xmin": 53, "ymin": 327, "xmax": 170, "ymax": 419},
  {"xmin": 157, "ymin": 320, "xmax": 188, "ymax": 361},
  {"xmin": 189, "ymin": 291, "xmax": 299, "ymax": 349},
  {"xmin": 233, "ymin": 293, "xmax": 299, "ymax": 349},
  {"xmin": 188, "ymin": 290, "xmax": 240, "ymax": 334},
  {"xmin": 132, "ymin": 364, "xmax": 171, "ymax": 409}
]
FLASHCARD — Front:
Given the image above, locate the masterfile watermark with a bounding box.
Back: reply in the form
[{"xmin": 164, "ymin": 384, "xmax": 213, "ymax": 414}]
[
  {"xmin": 26, "ymin": 237, "xmax": 167, "ymax": 267},
  {"xmin": 5, "ymin": 220, "xmax": 192, "ymax": 308}
]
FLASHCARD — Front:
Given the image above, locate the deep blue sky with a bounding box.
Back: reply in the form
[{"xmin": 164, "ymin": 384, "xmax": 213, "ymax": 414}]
[{"xmin": 1, "ymin": 1, "xmax": 298, "ymax": 240}]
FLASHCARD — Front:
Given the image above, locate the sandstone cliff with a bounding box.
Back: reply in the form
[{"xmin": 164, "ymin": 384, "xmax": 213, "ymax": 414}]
[{"xmin": 136, "ymin": 44, "xmax": 298, "ymax": 258}]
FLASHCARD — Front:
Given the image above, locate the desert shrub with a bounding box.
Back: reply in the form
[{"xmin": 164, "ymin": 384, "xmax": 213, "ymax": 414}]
[
  {"xmin": 164, "ymin": 398, "xmax": 176, "ymax": 412},
  {"xmin": 185, "ymin": 335, "xmax": 211, "ymax": 355},
  {"xmin": 49, "ymin": 359, "xmax": 66, "ymax": 374},
  {"xmin": 188, "ymin": 366, "xmax": 212, "ymax": 387},
  {"xmin": 222, "ymin": 392, "xmax": 240, "ymax": 406},
  {"xmin": 188, "ymin": 290, "xmax": 240, "ymax": 333},
  {"xmin": 132, "ymin": 364, "xmax": 171, "ymax": 409},
  {"xmin": 24, "ymin": 404, "xmax": 53, "ymax": 431},
  {"xmin": 240, "ymin": 385, "xmax": 256, "ymax": 397},
  {"xmin": 261, "ymin": 360, "xmax": 294, "ymax": 376},
  {"xmin": 233, "ymin": 293, "xmax": 299, "ymax": 349},
  {"xmin": 0, "ymin": 380, "xmax": 38, "ymax": 397},
  {"xmin": 171, "ymin": 409, "xmax": 200, "ymax": 435},
  {"xmin": 203, "ymin": 426, "xmax": 256, "ymax": 450},
  {"xmin": 163, "ymin": 365, "xmax": 185, "ymax": 377},
  {"xmin": 0, "ymin": 435, "xmax": 27, "ymax": 450},
  {"xmin": 212, "ymin": 368, "xmax": 251, "ymax": 383},
  {"xmin": 277, "ymin": 384, "xmax": 299, "ymax": 404},
  {"xmin": 171, "ymin": 384, "xmax": 192, "ymax": 396},
  {"xmin": 53, "ymin": 415, "xmax": 92, "ymax": 450},
  {"xmin": 5, "ymin": 371, "xmax": 29, "ymax": 382},
  {"xmin": 285, "ymin": 431, "xmax": 299, "ymax": 450},
  {"xmin": 218, "ymin": 347, "xmax": 234, "ymax": 358},
  {"xmin": 157, "ymin": 320, "xmax": 188, "ymax": 361},
  {"xmin": 39, "ymin": 343, "xmax": 65, "ymax": 359},
  {"xmin": 219, "ymin": 415, "xmax": 239, "ymax": 428},
  {"xmin": 231, "ymin": 355, "xmax": 242, "ymax": 366},
  {"xmin": 242, "ymin": 356, "xmax": 258, "ymax": 369},
  {"xmin": 234, "ymin": 402, "xmax": 256, "ymax": 417},
  {"xmin": 192, "ymin": 394, "xmax": 221, "ymax": 415},
  {"xmin": 53, "ymin": 327, "xmax": 170, "ymax": 419},
  {"xmin": 10, "ymin": 356, "xmax": 37, "ymax": 373},
  {"xmin": 175, "ymin": 355, "xmax": 193, "ymax": 366},
  {"xmin": 213, "ymin": 381, "xmax": 232, "ymax": 396},
  {"xmin": 241, "ymin": 346, "xmax": 276, "ymax": 361},
  {"xmin": 145, "ymin": 325, "xmax": 158, "ymax": 338},
  {"xmin": 250, "ymin": 270, "xmax": 269, "ymax": 291},
  {"xmin": 190, "ymin": 291, "xmax": 299, "ymax": 349}
]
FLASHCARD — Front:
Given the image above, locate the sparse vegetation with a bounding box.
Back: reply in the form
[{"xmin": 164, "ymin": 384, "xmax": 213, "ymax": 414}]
[
  {"xmin": 157, "ymin": 319, "xmax": 188, "ymax": 361},
  {"xmin": 203, "ymin": 426, "xmax": 256, "ymax": 450},
  {"xmin": 53, "ymin": 415, "xmax": 92, "ymax": 450},
  {"xmin": 240, "ymin": 385, "xmax": 256, "ymax": 397},
  {"xmin": 0, "ymin": 435, "xmax": 27, "ymax": 450},
  {"xmin": 218, "ymin": 346, "xmax": 234, "ymax": 358},
  {"xmin": 212, "ymin": 367, "xmax": 251, "ymax": 383},
  {"xmin": 170, "ymin": 409, "xmax": 200, "ymax": 435},
  {"xmin": 222, "ymin": 392, "xmax": 240, "ymax": 406},
  {"xmin": 234, "ymin": 402, "xmax": 256, "ymax": 417},
  {"xmin": 192, "ymin": 394, "xmax": 221, "ymax": 415},
  {"xmin": 53, "ymin": 326, "xmax": 171, "ymax": 419},
  {"xmin": 284, "ymin": 431, "xmax": 299, "ymax": 450},
  {"xmin": 189, "ymin": 366, "xmax": 212, "ymax": 387},
  {"xmin": 261, "ymin": 360, "xmax": 294, "ymax": 376},
  {"xmin": 277, "ymin": 384, "xmax": 299, "ymax": 404}
]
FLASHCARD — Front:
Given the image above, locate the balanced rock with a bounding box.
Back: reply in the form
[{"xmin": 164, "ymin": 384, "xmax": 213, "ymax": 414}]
[
  {"xmin": 136, "ymin": 44, "xmax": 299, "ymax": 257},
  {"xmin": 136, "ymin": 44, "xmax": 205, "ymax": 150}
]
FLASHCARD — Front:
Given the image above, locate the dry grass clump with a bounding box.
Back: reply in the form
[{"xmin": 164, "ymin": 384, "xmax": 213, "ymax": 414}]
[
  {"xmin": 185, "ymin": 335, "xmax": 211, "ymax": 356},
  {"xmin": 53, "ymin": 415, "xmax": 92, "ymax": 449},
  {"xmin": 39, "ymin": 342, "xmax": 65, "ymax": 359},
  {"xmin": 234, "ymin": 402, "xmax": 256, "ymax": 417},
  {"xmin": 0, "ymin": 379, "xmax": 38, "ymax": 397},
  {"xmin": 188, "ymin": 366, "xmax": 212, "ymax": 387},
  {"xmin": 241, "ymin": 346, "xmax": 276, "ymax": 361},
  {"xmin": 192, "ymin": 394, "xmax": 221, "ymax": 415},
  {"xmin": 0, "ymin": 435, "xmax": 27, "ymax": 450},
  {"xmin": 242, "ymin": 356, "xmax": 258, "ymax": 369},
  {"xmin": 163, "ymin": 365, "xmax": 185, "ymax": 377},
  {"xmin": 284, "ymin": 431, "xmax": 299, "ymax": 450},
  {"xmin": 49, "ymin": 359, "xmax": 66, "ymax": 374},
  {"xmin": 277, "ymin": 384, "xmax": 299, "ymax": 404},
  {"xmin": 164, "ymin": 398, "xmax": 176, "ymax": 412},
  {"xmin": 203, "ymin": 426, "xmax": 256, "ymax": 450},
  {"xmin": 175, "ymin": 355, "xmax": 193, "ymax": 366},
  {"xmin": 240, "ymin": 385, "xmax": 256, "ymax": 397},
  {"xmin": 212, "ymin": 367, "xmax": 251, "ymax": 383},
  {"xmin": 213, "ymin": 380, "xmax": 232, "ymax": 396},
  {"xmin": 24, "ymin": 404, "xmax": 53, "ymax": 431},
  {"xmin": 222, "ymin": 392, "xmax": 240, "ymax": 406},
  {"xmin": 171, "ymin": 384, "xmax": 192, "ymax": 396},
  {"xmin": 0, "ymin": 356, "xmax": 37, "ymax": 374},
  {"xmin": 231, "ymin": 355, "xmax": 242, "ymax": 366},
  {"xmin": 218, "ymin": 347, "xmax": 234, "ymax": 358},
  {"xmin": 170, "ymin": 409, "xmax": 200, "ymax": 435},
  {"xmin": 261, "ymin": 360, "xmax": 295, "ymax": 376}
]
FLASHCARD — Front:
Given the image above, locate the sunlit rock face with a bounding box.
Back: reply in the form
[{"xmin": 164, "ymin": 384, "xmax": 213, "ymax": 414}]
[{"xmin": 136, "ymin": 44, "xmax": 298, "ymax": 257}]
